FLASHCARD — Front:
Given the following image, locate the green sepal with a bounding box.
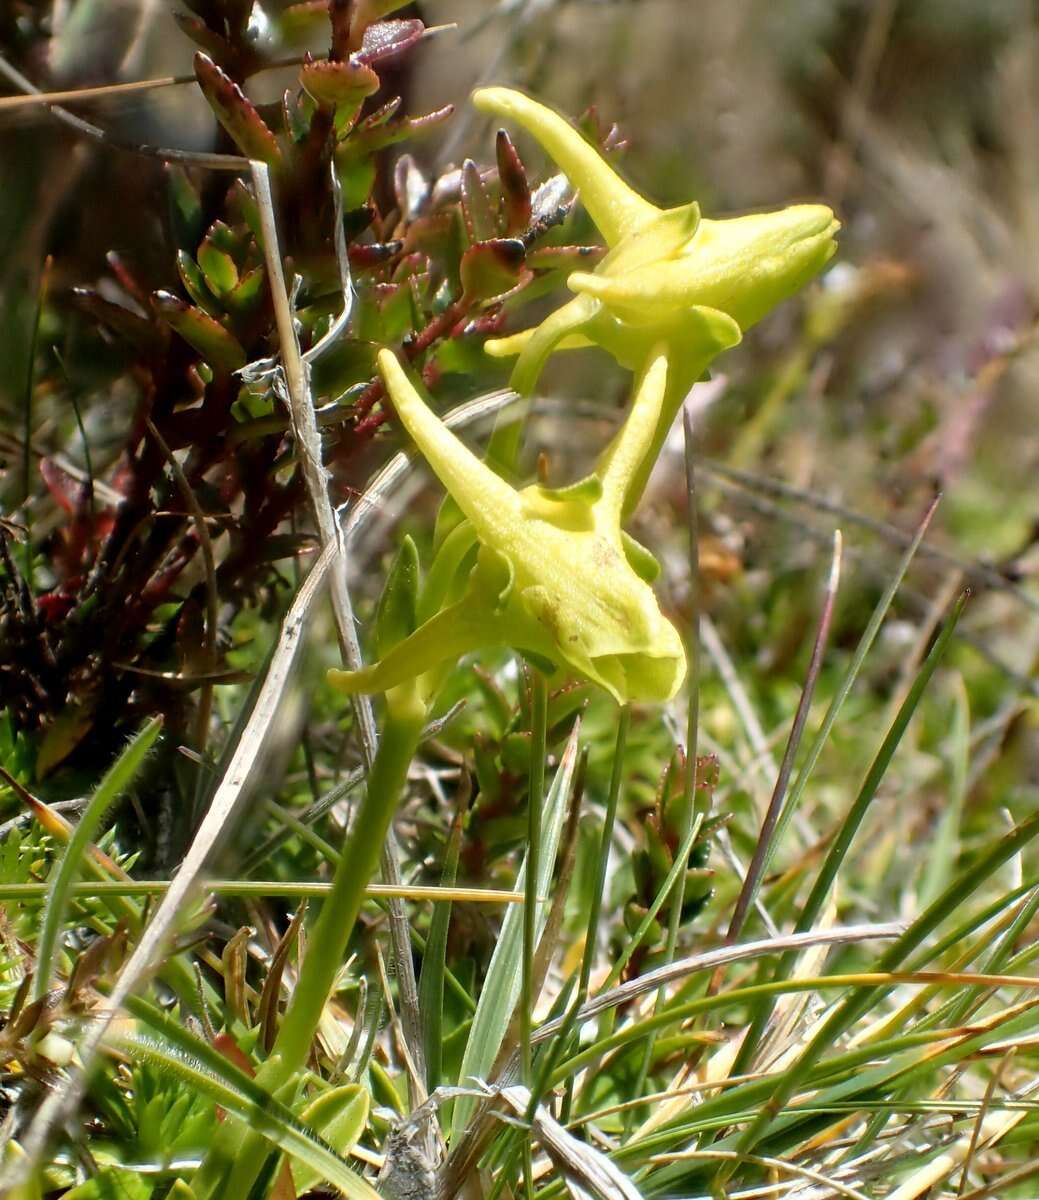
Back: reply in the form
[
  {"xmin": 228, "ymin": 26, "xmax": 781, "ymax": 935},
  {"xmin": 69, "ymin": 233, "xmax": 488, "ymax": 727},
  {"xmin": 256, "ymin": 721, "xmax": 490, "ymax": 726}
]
[{"xmin": 621, "ymin": 530, "xmax": 661, "ymax": 582}]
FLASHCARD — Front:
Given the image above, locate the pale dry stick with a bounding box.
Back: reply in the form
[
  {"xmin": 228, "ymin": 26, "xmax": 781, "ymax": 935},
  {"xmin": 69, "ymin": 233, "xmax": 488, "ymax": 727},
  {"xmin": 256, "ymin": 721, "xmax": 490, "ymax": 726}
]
[
  {"xmin": 957, "ymin": 1049, "xmax": 1015, "ymax": 1197},
  {"xmin": 3, "ymin": 388, "xmax": 521, "ymax": 1191},
  {"xmin": 0, "ymin": 57, "xmax": 310, "ymax": 113},
  {"xmin": 249, "ymin": 159, "xmax": 428, "ymax": 1094}
]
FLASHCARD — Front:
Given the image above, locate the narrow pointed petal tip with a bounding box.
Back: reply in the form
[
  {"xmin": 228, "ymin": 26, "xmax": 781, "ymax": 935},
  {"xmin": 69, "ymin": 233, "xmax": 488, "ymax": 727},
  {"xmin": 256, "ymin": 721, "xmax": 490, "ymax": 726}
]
[{"xmin": 471, "ymin": 85, "xmax": 658, "ymax": 247}]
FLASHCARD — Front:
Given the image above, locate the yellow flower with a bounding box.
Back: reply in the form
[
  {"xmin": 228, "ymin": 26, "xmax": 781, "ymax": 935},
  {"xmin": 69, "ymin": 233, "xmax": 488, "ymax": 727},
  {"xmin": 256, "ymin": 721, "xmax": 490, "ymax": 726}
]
[
  {"xmin": 474, "ymin": 86, "xmax": 839, "ymax": 510},
  {"xmin": 328, "ymin": 348, "xmax": 686, "ymax": 705}
]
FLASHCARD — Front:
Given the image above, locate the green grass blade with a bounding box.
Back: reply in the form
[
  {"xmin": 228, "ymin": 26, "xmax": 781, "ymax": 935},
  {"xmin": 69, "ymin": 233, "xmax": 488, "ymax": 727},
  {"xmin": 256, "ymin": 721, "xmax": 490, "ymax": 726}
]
[
  {"xmin": 794, "ymin": 591, "xmax": 967, "ymax": 938},
  {"xmin": 733, "ymin": 760, "xmax": 1039, "ymax": 1164},
  {"xmin": 450, "ymin": 718, "xmax": 581, "ymax": 1142},
  {"xmin": 34, "ymin": 717, "xmax": 162, "ymax": 1000},
  {"xmin": 919, "ymin": 671, "xmax": 970, "ymax": 907},
  {"xmin": 419, "ymin": 776, "xmax": 468, "ymax": 1091},
  {"xmin": 731, "ymin": 589, "xmax": 965, "ymax": 1077}
]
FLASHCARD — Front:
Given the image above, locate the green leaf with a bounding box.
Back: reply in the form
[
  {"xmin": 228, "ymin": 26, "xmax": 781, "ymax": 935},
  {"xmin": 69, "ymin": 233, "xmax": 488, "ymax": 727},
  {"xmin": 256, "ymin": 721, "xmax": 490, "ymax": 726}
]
[
  {"xmin": 419, "ymin": 790, "xmax": 467, "ymax": 1091},
  {"xmin": 176, "ymin": 251, "xmax": 220, "ymax": 315},
  {"xmin": 300, "ymin": 58, "xmax": 379, "ymax": 117},
  {"xmin": 62, "ymin": 1170, "xmax": 152, "ymax": 1200},
  {"xmin": 459, "ymin": 238, "xmax": 527, "ymax": 302},
  {"xmin": 225, "ymin": 265, "xmax": 266, "ymax": 317},
  {"xmin": 154, "ymin": 291, "xmax": 247, "ymax": 372},
  {"xmin": 197, "ymin": 236, "xmax": 239, "ymax": 299},
  {"xmin": 294, "ymin": 1085, "xmax": 370, "ymax": 1193},
  {"xmin": 34, "ymin": 717, "xmax": 161, "ymax": 1000},
  {"xmin": 460, "ymin": 159, "xmax": 496, "ymax": 243}
]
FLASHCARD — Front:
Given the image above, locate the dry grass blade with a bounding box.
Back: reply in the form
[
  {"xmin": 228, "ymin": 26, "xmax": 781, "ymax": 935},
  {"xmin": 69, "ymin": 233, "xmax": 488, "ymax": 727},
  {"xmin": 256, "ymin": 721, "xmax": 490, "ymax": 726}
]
[
  {"xmin": 539, "ymin": 922, "xmax": 902, "ymax": 1035},
  {"xmin": 646, "ymin": 1150, "xmax": 871, "ymax": 1200},
  {"xmin": 0, "ymin": 50, "xmax": 249, "ymax": 170}
]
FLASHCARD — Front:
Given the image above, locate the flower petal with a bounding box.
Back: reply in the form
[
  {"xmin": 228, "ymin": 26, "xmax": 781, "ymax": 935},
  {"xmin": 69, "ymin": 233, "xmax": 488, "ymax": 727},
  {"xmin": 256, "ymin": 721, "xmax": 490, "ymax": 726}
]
[{"xmin": 472, "ymin": 87, "xmax": 659, "ymax": 247}]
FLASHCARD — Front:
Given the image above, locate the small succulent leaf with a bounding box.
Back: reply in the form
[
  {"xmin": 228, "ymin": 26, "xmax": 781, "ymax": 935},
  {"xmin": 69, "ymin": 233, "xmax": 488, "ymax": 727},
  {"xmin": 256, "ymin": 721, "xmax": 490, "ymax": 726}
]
[
  {"xmin": 227, "ymin": 178, "xmax": 264, "ymax": 246},
  {"xmin": 350, "ymin": 0, "xmax": 414, "ymax": 45},
  {"xmin": 495, "ymin": 128, "xmax": 532, "ymax": 235},
  {"xmin": 300, "ymin": 57, "xmax": 379, "ymax": 112},
  {"xmin": 71, "ymin": 289, "xmax": 159, "ymax": 352},
  {"xmin": 282, "ymin": 83, "xmax": 314, "ymax": 142},
  {"xmin": 197, "ymin": 238, "xmax": 239, "ymax": 298},
  {"xmin": 154, "ymin": 291, "xmax": 247, "ymax": 371},
  {"xmin": 459, "ymin": 238, "xmax": 526, "ymax": 301},
  {"xmin": 177, "ymin": 250, "xmax": 220, "ymax": 315},
  {"xmin": 375, "ymin": 534, "xmax": 421, "ymax": 657},
  {"xmin": 526, "ymin": 243, "xmax": 605, "ymax": 271},
  {"xmin": 357, "ymin": 17, "xmax": 425, "ymax": 65},
  {"xmin": 335, "ymin": 151, "xmax": 377, "ymax": 210},
  {"xmin": 359, "ymin": 96, "xmax": 402, "ymax": 128},
  {"xmin": 194, "ymin": 51, "xmax": 282, "ymax": 166},
  {"xmin": 460, "ymin": 159, "xmax": 496, "ymax": 243},
  {"xmin": 621, "ymin": 530, "xmax": 661, "ymax": 582},
  {"xmin": 472, "ymin": 87, "xmax": 658, "ymax": 247},
  {"xmin": 225, "ymin": 264, "xmax": 267, "ymax": 316},
  {"xmin": 351, "ymin": 104, "xmax": 454, "ymax": 153}
]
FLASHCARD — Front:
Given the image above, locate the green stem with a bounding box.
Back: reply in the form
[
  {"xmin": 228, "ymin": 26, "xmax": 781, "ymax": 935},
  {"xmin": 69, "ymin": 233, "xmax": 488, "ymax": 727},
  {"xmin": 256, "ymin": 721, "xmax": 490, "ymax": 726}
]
[{"xmin": 192, "ymin": 703, "xmax": 425, "ymax": 1200}]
